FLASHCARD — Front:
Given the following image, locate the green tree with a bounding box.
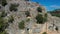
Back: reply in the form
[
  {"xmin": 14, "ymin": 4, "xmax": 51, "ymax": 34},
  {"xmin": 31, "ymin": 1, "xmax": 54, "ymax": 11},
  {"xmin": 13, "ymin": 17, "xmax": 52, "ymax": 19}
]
[{"xmin": 19, "ymin": 20, "xmax": 25, "ymax": 29}]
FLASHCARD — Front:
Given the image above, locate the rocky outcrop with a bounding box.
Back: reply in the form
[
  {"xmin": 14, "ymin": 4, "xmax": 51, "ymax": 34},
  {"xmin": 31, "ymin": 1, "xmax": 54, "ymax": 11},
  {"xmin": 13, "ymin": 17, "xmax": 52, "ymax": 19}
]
[
  {"xmin": 3, "ymin": 0, "xmax": 46, "ymax": 34},
  {"xmin": 0, "ymin": 0, "xmax": 60, "ymax": 34}
]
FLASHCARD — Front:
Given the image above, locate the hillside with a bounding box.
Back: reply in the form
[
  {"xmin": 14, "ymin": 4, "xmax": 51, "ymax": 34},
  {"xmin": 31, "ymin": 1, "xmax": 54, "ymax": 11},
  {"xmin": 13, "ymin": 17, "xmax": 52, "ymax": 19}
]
[{"xmin": 0, "ymin": 0, "xmax": 60, "ymax": 34}]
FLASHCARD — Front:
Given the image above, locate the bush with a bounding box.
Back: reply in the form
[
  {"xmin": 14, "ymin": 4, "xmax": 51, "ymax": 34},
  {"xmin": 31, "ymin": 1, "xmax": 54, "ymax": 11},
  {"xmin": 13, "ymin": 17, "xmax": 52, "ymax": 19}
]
[
  {"xmin": 8, "ymin": 16, "xmax": 14, "ymax": 23},
  {"xmin": 42, "ymin": 32, "xmax": 47, "ymax": 34},
  {"xmin": 0, "ymin": 31, "xmax": 8, "ymax": 34},
  {"xmin": 37, "ymin": 7, "xmax": 42, "ymax": 12},
  {"xmin": 36, "ymin": 13, "xmax": 47, "ymax": 24},
  {"xmin": 0, "ymin": 17, "xmax": 4, "ymax": 32},
  {"xmin": 25, "ymin": 11, "xmax": 30, "ymax": 17},
  {"xmin": 1, "ymin": 11, "xmax": 7, "ymax": 17},
  {"xmin": 55, "ymin": 26, "xmax": 58, "ymax": 31},
  {"xmin": 19, "ymin": 20, "xmax": 25, "ymax": 29},
  {"xmin": 0, "ymin": 16, "xmax": 8, "ymax": 34},
  {"xmin": 36, "ymin": 14, "xmax": 43, "ymax": 24},
  {"xmin": 9, "ymin": 4, "xmax": 19, "ymax": 11},
  {"xmin": 43, "ymin": 13, "xmax": 47, "ymax": 22},
  {"xmin": 1, "ymin": 0, "xmax": 7, "ymax": 6},
  {"xmin": 26, "ymin": 18, "xmax": 30, "ymax": 22},
  {"xmin": 0, "ymin": 12, "xmax": 8, "ymax": 34},
  {"xmin": 44, "ymin": 13, "xmax": 47, "ymax": 17}
]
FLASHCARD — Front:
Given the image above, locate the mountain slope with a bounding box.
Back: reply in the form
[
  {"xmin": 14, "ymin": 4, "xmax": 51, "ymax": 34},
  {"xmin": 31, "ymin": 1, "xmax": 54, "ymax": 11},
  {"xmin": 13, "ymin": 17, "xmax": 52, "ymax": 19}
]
[{"xmin": 0, "ymin": 0, "xmax": 60, "ymax": 34}]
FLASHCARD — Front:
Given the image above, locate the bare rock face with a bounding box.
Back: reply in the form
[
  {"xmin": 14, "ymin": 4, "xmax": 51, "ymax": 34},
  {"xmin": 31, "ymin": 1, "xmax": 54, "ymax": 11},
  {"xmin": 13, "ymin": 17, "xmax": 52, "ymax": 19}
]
[{"xmin": 3, "ymin": 0, "xmax": 46, "ymax": 34}]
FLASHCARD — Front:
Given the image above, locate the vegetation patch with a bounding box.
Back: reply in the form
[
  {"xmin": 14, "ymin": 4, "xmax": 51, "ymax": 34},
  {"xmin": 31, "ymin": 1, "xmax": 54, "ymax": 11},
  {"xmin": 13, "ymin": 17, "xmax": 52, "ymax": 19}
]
[
  {"xmin": 36, "ymin": 13, "xmax": 47, "ymax": 24},
  {"xmin": 0, "ymin": 14, "xmax": 8, "ymax": 34},
  {"xmin": 0, "ymin": 31, "xmax": 8, "ymax": 34},
  {"xmin": 8, "ymin": 15, "xmax": 14, "ymax": 23},
  {"xmin": 26, "ymin": 18, "xmax": 30, "ymax": 22},
  {"xmin": 25, "ymin": 11, "xmax": 30, "ymax": 17},
  {"xmin": 55, "ymin": 26, "xmax": 58, "ymax": 31},
  {"xmin": 37, "ymin": 7, "xmax": 42, "ymax": 12},
  {"xmin": 51, "ymin": 13, "xmax": 60, "ymax": 17},
  {"xmin": 18, "ymin": 20, "xmax": 25, "ymax": 29},
  {"xmin": 48, "ymin": 9, "xmax": 60, "ymax": 17},
  {"xmin": 43, "ymin": 13, "xmax": 48, "ymax": 22},
  {"xmin": 1, "ymin": 11, "xmax": 7, "ymax": 17},
  {"xmin": 0, "ymin": 0, "xmax": 7, "ymax": 6},
  {"xmin": 9, "ymin": 4, "xmax": 19, "ymax": 11},
  {"xmin": 42, "ymin": 32, "xmax": 47, "ymax": 34}
]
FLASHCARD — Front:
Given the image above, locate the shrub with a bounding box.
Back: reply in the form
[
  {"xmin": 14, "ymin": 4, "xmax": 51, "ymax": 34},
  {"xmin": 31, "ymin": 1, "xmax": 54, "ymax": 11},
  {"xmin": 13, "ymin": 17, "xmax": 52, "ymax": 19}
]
[
  {"xmin": 26, "ymin": 18, "xmax": 30, "ymax": 22},
  {"xmin": 19, "ymin": 20, "xmax": 25, "ymax": 29},
  {"xmin": 0, "ymin": 12, "xmax": 8, "ymax": 34},
  {"xmin": 36, "ymin": 14, "xmax": 43, "ymax": 24},
  {"xmin": 43, "ymin": 13, "xmax": 47, "ymax": 22},
  {"xmin": 42, "ymin": 32, "xmax": 47, "ymax": 34},
  {"xmin": 37, "ymin": 7, "xmax": 42, "ymax": 12},
  {"xmin": 1, "ymin": 0, "xmax": 7, "ymax": 6},
  {"xmin": 44, "ymin": 13, "xmax": 48, "ymax": 17},
  {"xmin": 36, "ymin": 13, "xmax": 47, "ymax": 24},
  {"xmin": 1, "ymin": 11, "xmax": 7, "ymax": 17},
  {"xmin": 0, "ymin": 16, "xmax": 8, "ymax": 34},
  {"xmin": 0, "ymin": 31, "xmax": 8, "ymax": 34},
  {"xmin": 55, "ymin": 26, "xmax": 58, "ymax": 31},
  {"xmin": 25, "ymin": 11, "xmax": 30, "ymax": 17},
  {"xmin": 8, "ymin": 16, "xmax": 14, "ymax": 23},
  {"xmin": 9, "ymin": 4, "xmax": 19, "ymax": 11}
]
